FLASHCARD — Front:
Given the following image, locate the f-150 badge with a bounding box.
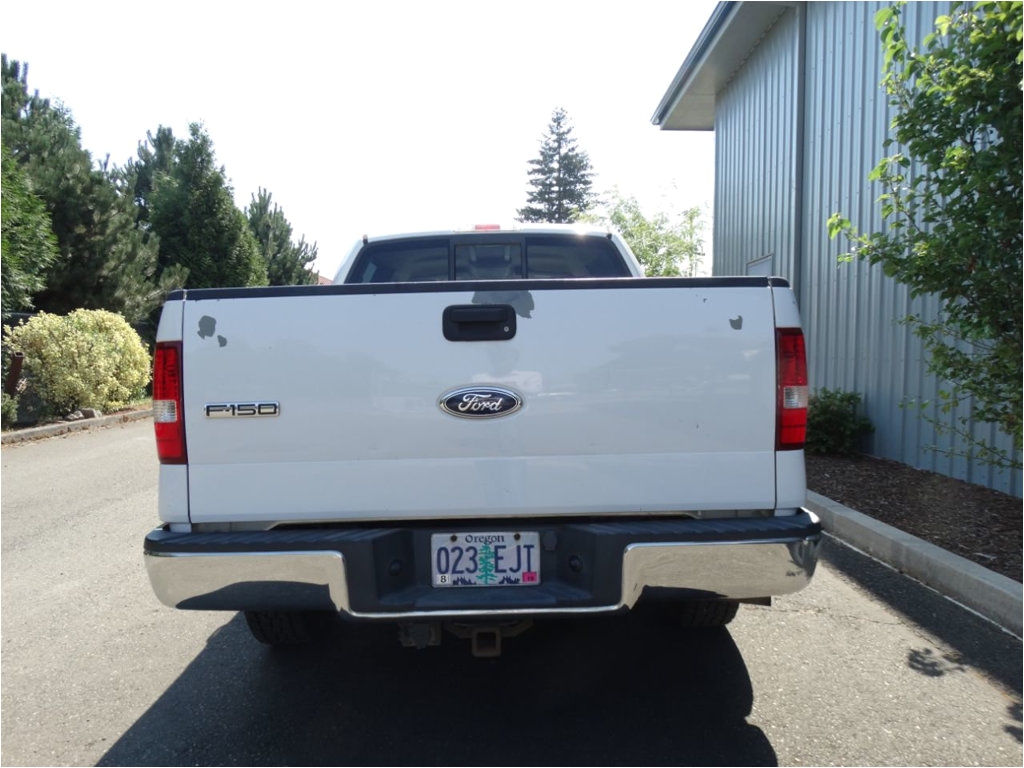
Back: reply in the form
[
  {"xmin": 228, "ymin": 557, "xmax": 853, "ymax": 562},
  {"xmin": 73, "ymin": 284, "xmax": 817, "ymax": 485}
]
[
  {"xmin": 439, "ymin": 387, "xmax": 521, "ymax": 419},
  {"xmin": 205, "ymin": 402, "xmax": 280, "ymax": 418}
]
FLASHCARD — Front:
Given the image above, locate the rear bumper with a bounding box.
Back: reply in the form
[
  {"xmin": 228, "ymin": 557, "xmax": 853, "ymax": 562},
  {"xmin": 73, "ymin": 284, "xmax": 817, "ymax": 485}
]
[{"xmin": 143, "ymin": 512, "xmax": 821, "ymax": 619}]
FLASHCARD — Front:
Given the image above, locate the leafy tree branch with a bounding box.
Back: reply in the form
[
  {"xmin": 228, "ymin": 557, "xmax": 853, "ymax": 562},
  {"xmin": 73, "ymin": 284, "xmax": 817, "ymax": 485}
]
[
  {"xmin": 586, "ymin": 189, "xmax": 705, "ymax": 277},
  {"xmin": 828, "ymin": 1, "xmax": 1022, "ymax": 467}
]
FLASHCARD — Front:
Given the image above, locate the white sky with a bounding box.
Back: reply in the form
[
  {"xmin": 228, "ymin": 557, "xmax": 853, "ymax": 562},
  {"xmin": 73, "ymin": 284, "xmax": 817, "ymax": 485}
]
[{"xmin": 2, "ymin": 0, "xmax": 718, "ymax": 280}]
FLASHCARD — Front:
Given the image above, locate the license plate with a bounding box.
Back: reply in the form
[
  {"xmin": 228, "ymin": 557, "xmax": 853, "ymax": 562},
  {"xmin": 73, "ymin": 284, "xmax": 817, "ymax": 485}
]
[{"xmin": 430, "ymin": 531, "xmax": 541, "ymax": 587}]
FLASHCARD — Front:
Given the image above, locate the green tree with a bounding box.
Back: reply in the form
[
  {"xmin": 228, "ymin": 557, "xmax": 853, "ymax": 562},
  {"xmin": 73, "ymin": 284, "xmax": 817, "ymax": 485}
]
[
  {"xmin": 121, "ymin": 125, "xmax": 176, "ymax": 230},
  {"xmin": 590, "ymin": 190, "xmax": 705, "ymax": 276},
  {"xmin": 247, "ymin": 188, "xmax": 319, "ymax": 286},
  {"xmin": 127, "ymin": 124, "xmax": 267, "ymax": 288},
  {"xmin": 1, "ymin": 55, "xmax": 173, "ymax": 324},
  {"xmin": 0, "ymin": 143, "xmax": 57, "ymax": 314},
  {"xmin": 828, "ymin": 1, "xmax": 1022, "ymax": 467},
  {"xmin": 518, "ymin": 108, "xmax": 596, "ymax": 223}
]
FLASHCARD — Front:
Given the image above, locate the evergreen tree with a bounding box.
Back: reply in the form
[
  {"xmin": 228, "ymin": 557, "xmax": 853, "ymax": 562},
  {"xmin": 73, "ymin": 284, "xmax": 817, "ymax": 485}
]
[
  {"xmin": 1, "ymin": 55, "xmax": 174, "ymax": 324},
  {"xmin": 247, "ymin": 188, "xmax": 319, "ymax": 286},
  {"xmin": 121, "ymin": 126, "xmax": 176, "ymax": 230},
  {"xmin": 518, "ymin": 108, "xmax": 596, "ymax": 223},
  {"xmin": 124, "ymin": 124, "xmax": 267, "ymax": 289},
  {"xmin": 1, "ymin": 143, "xmax": 57, "ymax": 314}
]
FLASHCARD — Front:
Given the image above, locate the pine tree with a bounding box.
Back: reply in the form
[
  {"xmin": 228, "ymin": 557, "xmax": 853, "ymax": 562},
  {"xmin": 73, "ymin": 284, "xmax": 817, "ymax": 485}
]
[
  {"xmin": 517, "ymin": 108, "xmax": 596, "ymax": 223},
  {"xmin": 1, "ymin": 56, "xmax": 176, "ymax": 324},
  {"xmin": 247, "ymin": 188, "xmax": 318, "ymax": 286},
  {"xmin": 1, "ymin": 143, "xmax": 57, "ymax": 315},
  {"xmin": 125, "ymin": 123, "xmax": 267, "ymax": 289}
]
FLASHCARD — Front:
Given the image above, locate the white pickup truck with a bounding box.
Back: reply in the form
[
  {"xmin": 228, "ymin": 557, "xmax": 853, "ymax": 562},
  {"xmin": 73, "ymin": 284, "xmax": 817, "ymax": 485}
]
[{"xmin": 144, "ymin": 224, "xmax": 820, "ymax": 656}]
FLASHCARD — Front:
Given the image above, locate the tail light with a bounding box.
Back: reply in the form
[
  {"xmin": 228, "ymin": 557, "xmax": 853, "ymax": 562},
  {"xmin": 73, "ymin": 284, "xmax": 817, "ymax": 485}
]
[
  {"xmin": 776, "ymin": 328, "xmax": 808, "ymax": 450},
  {"xmin": 153, "ymin": 341, "xmax": 187, "ymax": 464}
]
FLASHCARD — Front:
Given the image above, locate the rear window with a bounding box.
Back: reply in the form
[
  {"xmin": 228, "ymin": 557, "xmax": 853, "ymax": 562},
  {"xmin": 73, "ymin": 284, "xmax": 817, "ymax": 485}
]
[
  {"xmin": 345, "ymin": 238, "xmax": 449, "ymax": 283},
  {"xmin": 345, "ymin": 235, "xmax": 629, "ymax": 283},
  {"xmin": 455, "ymin": 243, "xmax": 523, "ymax": 280}
]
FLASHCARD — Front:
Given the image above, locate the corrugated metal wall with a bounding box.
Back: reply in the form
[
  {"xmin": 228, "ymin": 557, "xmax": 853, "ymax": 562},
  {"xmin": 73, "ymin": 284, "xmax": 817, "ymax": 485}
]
[
  {"xmin": 714, "ymin": 6, "xmax": 799, "ymax": 280},
  {"xmin": 713, "ymin": 1, "xmax": 1022, "ymax": 495}
]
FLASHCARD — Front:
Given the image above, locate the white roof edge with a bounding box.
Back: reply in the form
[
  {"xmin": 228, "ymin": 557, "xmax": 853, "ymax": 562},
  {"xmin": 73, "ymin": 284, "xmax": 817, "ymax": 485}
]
[
  {"xmin": 652, "ymin": 1, "xmax": 796, "ymax": 131},
  {"xmin": 651, "ymin": 1, "xmax": 738, "ymax": 128}
]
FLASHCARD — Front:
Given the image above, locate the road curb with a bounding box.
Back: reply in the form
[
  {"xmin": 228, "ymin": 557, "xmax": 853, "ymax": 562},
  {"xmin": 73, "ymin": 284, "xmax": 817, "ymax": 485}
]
[
  {"xmin": 0, "ymin": 409, "xmax": 153, "ymax": 445},
  {"xmin": 807, "ymin": 490, "xmax": 1023, "ymax": 639}
]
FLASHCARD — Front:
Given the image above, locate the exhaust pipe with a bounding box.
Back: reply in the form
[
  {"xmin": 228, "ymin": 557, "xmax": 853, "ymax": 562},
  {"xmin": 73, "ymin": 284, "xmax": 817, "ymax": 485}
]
[{"xmin": 397, "ymin": 622, "xmax": 441, "ymax": 649}]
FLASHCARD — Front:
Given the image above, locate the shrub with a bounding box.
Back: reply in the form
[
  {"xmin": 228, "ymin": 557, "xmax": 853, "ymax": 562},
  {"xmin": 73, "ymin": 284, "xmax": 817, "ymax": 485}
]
[
  {"xmin": 806, "ymin": 388, "xmax": 874, "ymax": 456},
  {"xmin": 2, "ymin": 309, "xmax": 151, "ymax": 416},
  {"xmin": 0, "ymin": 342, "xmax": 24, "ymax": 428},
  {"xmin": 1, "ymin": 391, "xmax": 18, "ymax": 429}
]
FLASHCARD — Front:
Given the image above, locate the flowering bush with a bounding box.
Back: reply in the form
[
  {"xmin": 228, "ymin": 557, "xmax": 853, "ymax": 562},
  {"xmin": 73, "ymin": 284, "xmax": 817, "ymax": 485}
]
[{"xmin": 3, "ymin": 309, "xmax": 150, "ymax": 416}]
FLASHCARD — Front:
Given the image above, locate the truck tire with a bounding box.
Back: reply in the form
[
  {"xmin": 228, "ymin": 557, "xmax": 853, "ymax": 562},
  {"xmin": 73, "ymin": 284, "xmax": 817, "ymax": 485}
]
[
  {"xmin": 243, "ymin": 610, "xmax": 335, "ymax": 645},
  {"xmin": 675, "ymin": 600, "xmax": 740, "ymax": 628}
]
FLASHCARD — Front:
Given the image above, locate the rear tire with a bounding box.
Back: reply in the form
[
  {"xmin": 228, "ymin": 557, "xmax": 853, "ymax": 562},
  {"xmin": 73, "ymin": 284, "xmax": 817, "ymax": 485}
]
[
  {"xmin": 675, "ymin": 600, "xmax": 740, "ymax": 628},
  {"xmin": 244, "ymin": 610, "xmax": 335, "ymax": 645}
]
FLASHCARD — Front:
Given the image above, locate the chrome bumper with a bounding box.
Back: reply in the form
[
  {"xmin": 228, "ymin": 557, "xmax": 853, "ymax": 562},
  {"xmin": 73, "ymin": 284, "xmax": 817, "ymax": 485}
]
[{"xmin": 144, "ymin": 512, "xmax": 820, "ymax": 619}]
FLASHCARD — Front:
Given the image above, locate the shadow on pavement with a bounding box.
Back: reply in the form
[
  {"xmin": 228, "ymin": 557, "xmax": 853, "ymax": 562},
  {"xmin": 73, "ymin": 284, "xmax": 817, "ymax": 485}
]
[
  {"xmin": 821, "ymin": 535, "xmax": 1023, "ymax": 700},
  {"xmin": 98, "ymin": 608, "xmax": 776, "ymax": 766}
]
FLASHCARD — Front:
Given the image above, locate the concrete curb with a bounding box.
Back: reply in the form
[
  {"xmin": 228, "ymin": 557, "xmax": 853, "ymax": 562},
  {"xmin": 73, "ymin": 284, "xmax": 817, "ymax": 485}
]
[
  {"xmin": 0, "ymin": 409, "xmax": 153, "ymax": 445},
  {"xmin": 807, "ymin": 490, "xmax": 1023, "ymax": 639}
]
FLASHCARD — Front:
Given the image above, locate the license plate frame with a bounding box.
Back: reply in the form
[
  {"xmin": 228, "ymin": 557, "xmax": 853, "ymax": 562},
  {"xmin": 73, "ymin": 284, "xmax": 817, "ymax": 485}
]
[{"xmin": 430, "ymin": 531, "xmax": 541, "ymax": 588}]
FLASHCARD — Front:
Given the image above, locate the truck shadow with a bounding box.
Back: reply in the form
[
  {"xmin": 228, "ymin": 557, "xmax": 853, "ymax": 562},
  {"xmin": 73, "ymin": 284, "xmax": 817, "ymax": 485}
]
[
  {"xmin": 97, "ymin": 609, "xmax": 777, "ymax": 766},
  {"xmin": 820, "ymin": 536, "xmax": 1023, "ymax": 700}
]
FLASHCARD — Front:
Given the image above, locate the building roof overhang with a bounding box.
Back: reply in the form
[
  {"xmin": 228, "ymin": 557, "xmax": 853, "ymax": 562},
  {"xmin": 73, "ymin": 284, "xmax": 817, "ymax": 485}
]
[{"xmin": 651, "ymin": 1, "xmax": 795, "ymax": 130}]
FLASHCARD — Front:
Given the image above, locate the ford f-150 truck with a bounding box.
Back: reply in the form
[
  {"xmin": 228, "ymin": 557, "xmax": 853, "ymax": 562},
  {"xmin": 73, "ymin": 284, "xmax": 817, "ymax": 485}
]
[{"xmin": 144, "ymin": 224, "xmax": 820, "ymax": 656}]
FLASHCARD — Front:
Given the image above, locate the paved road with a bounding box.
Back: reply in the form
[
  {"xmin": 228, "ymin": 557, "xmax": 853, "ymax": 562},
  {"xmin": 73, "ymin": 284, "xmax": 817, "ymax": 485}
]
[{"xmin": 2, "ymin": 420, "xmax": 1021, "ymax": 766}]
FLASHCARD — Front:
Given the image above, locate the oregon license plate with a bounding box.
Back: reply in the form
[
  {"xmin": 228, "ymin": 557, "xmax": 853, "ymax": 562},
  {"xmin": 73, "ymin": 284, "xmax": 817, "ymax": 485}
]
[{"xmin": 430, "ymin": 531, "xmax": 541, "ymax": 587}]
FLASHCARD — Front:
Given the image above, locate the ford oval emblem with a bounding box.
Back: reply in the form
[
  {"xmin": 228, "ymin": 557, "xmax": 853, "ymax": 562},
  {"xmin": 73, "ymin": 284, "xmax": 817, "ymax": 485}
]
[{"xmin": 440, "ymin": 386, "xmax": 522, "ymax": 419}]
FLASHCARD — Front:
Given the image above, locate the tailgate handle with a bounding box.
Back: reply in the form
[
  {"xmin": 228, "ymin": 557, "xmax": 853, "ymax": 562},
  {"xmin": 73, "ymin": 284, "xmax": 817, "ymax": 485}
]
[{"xmin": 443, "ymin": 304, "xmax": 516, "ymax": 341}]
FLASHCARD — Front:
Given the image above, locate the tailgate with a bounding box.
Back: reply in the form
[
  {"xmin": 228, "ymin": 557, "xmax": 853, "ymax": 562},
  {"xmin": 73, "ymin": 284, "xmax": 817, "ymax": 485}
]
[{"xmin": 176, "ymin": 280, "xmax": 782, "ymax": 524}]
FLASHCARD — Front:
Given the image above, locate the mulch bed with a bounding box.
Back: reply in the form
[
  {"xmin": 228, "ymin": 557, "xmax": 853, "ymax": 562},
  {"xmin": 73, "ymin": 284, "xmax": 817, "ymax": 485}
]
[{"xmin": 806, "ymin": 453, "xmax": 1022, "ymax": 583}]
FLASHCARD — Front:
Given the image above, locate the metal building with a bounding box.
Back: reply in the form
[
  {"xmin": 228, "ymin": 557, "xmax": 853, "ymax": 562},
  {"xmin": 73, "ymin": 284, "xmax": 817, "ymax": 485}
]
[{"xmin": 653, "ymin": 1, "xmax": 1021, "ymax": 496}]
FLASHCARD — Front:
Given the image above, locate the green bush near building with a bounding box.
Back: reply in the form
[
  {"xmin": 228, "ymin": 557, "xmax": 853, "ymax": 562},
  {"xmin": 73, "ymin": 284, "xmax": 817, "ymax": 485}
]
[{"xmin": 806, "ymin": 388, "xmax": 874, "ymax": 456}]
